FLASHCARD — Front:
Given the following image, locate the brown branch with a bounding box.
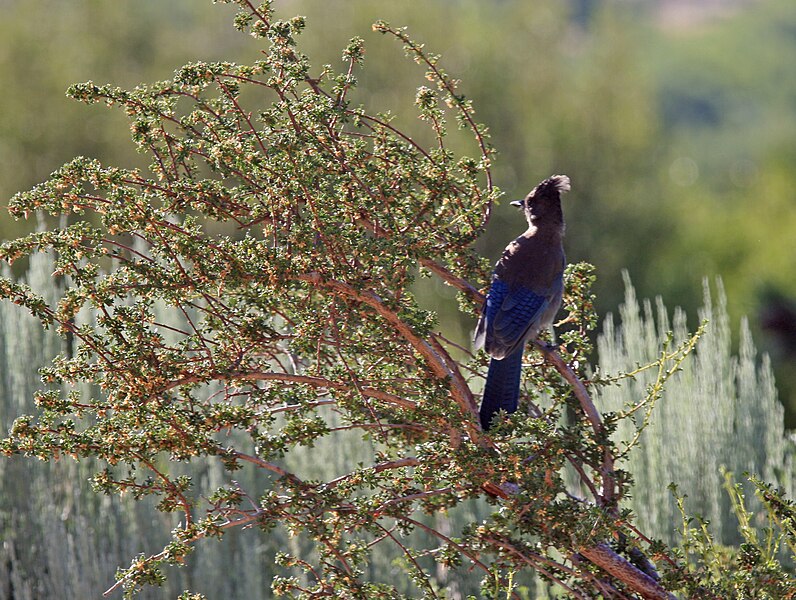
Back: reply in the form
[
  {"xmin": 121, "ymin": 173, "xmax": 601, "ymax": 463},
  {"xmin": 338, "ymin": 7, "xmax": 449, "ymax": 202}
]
[
  {"xmin": 484, "ymin": 535, "xmax": 597, "ymax": 600},
  {"xmin": 231, "ymin": 450, "xmax": 303, "ymax": 482},
  {"xmin": 578, "ymin": 543, "xmax": 677, "ymax": 600},
  {"xmin": 267, "ymin": 399, "xmax": 336, "ymax": 414},
  {"xmin": 374, "ymin": 23, "xmax": 494, "ymax": 220},
  {"xmin": 477, "ymin": 345, "xmax": 672, "ymax": 598},
  {"xmin": 533, "ymin": 341, "xmax": 617, "ymax": 508},
  {"xmin": 297, "ymin": 272, "xmax": 480, "ymax": 441}
]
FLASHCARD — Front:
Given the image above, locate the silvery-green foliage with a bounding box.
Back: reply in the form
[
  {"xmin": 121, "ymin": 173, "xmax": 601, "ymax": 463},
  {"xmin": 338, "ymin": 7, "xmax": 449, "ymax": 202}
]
[{"xmin": 596, "ymin": 272, "xmax": 793, "ymax": 547}]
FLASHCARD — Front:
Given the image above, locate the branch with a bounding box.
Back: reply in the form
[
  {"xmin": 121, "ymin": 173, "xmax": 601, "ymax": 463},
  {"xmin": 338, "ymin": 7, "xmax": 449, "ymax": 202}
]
[
  {"xmin": 533, "ymin": 341, "xmax": 617, "ymax": 508},
  {"xmin": 103, "ymin": 508, "xmax": 268, "ymax": 597},
  {"xmin": 419, "ymin": 257, "xmax": 483, "ymax": 303},
  {"xmin": 374, "ymin": 523, "xmax": 441, "ymax": 599},
  {"xmin": 481, "ymin": 345, "xmax": 675, "ymax": 599},
  {"xmin": 374, "ymin": 487, "xmax": 457, "ymax": 514},
  {"xmin": 578, "ymin": 543, "xmax": 677, "ymax": 600},
  {"xmin": 395, "ymin": 515, "xmax": 494, "ymax": 581},
  {"xmin": 373, "ymin": 21, "xmax": 494, "ymax": 221},
  {"xmin": 483, "ymin": 535, "xmax": 594, "ymax": 600},
  {"xmin": 298, "ymin": 272, "xmax": 481, "ymax": 440},
  {"xmin": 231, "ymin": 451, "xmax": 303, "ymax": 482}
]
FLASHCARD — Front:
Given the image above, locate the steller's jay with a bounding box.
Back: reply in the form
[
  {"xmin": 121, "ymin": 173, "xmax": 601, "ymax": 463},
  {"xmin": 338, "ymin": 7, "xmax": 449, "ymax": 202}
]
[{"xmin": 474, "ymin": 175, "xmax": 569, "ymax": 430}]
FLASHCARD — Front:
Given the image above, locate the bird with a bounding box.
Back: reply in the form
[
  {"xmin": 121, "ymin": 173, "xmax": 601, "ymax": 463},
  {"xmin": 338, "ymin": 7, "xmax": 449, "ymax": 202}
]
[{"xmin": 474, "ymin": 175, "xmax": 569, "ymax": 431}]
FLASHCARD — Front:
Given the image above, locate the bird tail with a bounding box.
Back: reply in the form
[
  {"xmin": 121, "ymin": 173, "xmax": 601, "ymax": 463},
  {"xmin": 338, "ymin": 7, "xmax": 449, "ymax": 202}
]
[{"xmin": 479, "ymin": 348, "xmax": 523, "ymax": 430}]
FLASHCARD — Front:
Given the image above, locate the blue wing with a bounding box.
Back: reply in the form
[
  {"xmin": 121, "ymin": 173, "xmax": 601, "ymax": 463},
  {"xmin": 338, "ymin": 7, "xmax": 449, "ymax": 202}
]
[{"xmin": 477, "ymin": 278, "xmax": 549, "ymax": 359}]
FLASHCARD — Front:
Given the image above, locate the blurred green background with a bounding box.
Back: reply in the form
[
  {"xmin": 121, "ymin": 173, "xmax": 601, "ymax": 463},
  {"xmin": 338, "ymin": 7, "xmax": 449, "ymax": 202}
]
[{"xmin": 1, "ymin": 0, "xmax": 794, "ymax": 419}]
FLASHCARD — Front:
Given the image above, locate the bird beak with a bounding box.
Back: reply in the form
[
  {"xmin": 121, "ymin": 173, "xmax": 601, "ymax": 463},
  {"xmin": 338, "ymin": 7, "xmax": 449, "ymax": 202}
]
[{"xmin": 510, "ymin": 199, "xmax": 524, "ymax": 207}]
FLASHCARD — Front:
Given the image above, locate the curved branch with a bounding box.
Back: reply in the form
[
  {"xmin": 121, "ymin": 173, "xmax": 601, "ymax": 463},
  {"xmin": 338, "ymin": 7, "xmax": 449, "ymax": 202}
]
[
  {"xmin": 419, "ymin": 258, "xmax": 484, "ymax": 304},
  {"xmin": 231, "ymin": 450, "xmax": 303, "ymax": 482},
  {"xmin": 298, "ymin": 272, "xmax": 480, "ymax": 441},
  {"xmin": 533, "ymin": 341, "xmax": 616, "ymax": 508},
  {"xmin": 578, "ymin": 543, "xmax": 677, "ymax": 600}
]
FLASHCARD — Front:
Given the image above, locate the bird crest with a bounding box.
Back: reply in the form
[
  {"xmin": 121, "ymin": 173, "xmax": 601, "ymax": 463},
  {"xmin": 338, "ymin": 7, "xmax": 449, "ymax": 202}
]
[
  {"xmin": 538, "ymin": 174, "xmax": 570, "ymax": 196},
  {"xmin": 511, "ymin": 175, "xmax": 570, "ymax": 208}
]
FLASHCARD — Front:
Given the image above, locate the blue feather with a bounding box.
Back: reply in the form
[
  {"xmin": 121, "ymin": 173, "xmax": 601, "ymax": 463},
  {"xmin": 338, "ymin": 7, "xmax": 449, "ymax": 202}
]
[
  {"xmin": 479, "ymin": 348, "xmax": 524, "ymax": 430},
  {"xmin": 482, "ymin": 280, "xmax": 548, "ymax": 359}
]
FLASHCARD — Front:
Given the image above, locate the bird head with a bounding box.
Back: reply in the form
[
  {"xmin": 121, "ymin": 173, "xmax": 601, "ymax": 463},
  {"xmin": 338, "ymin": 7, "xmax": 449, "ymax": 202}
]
[{"xmin": 510, "ymin": 174, "xmax": 570, "ymax": 227}]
